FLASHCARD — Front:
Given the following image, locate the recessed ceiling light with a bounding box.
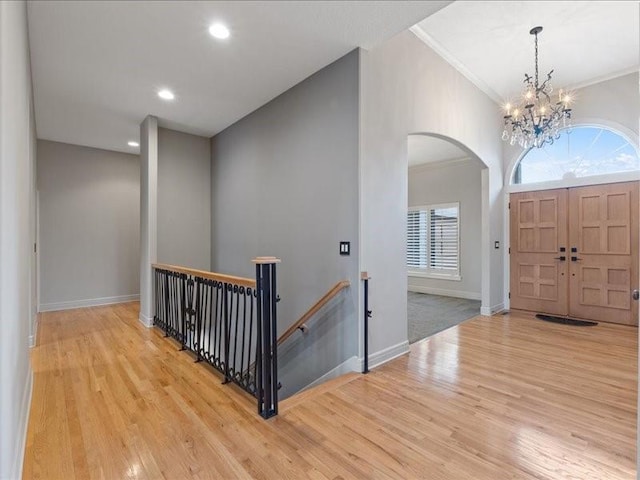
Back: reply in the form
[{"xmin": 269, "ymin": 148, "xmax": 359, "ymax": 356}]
[
  {"xmin": 158, "ymin": 89, "xmax": 175, "ymax": 100},
  {"xmin": 128, "ymin": 141, "xmax": 139, "ymax": 147},
  {"xmin": 209, "ymin": 23, "xmax": 230, "ymax": 40}
]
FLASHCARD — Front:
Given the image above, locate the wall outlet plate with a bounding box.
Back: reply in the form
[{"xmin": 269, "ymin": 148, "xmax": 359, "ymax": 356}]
[{"xmin": 339, "ymin": 241, "xmax": 350, "ymax": 256}]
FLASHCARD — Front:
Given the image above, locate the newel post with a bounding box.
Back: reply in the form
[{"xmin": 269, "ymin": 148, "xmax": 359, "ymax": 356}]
[{"xmin": 253, "ymin": 256, "xmax": 281, "ymax": 419}]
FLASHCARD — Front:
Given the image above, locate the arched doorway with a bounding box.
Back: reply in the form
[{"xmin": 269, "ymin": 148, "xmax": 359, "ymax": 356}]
[
  {"xmin": 406, "ymin": 133, "xmax": 489, "ymax": 343},
  {"xmin": 505, "ymin": 125, "xmax": 640, "ymax": 325}
]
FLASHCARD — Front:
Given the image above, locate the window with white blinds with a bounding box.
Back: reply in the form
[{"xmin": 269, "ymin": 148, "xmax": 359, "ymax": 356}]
[{"xmin": 407, "ymin": 203, "xmax": 459, "ymax": 277}]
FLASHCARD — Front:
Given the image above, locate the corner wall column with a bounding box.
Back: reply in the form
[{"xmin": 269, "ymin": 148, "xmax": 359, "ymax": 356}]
[{"xmin": 139, "ymin": 115, "xmax": 158, "ymax": 326}]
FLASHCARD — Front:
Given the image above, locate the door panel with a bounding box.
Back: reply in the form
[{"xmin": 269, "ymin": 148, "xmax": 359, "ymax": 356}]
[
  {"xmin": 510, "ymin": 189, "xmax": 569, "ymax": 315},
  {"xmin": 568, "ymin": 182, "xmax": 638, "ymax": 325}
]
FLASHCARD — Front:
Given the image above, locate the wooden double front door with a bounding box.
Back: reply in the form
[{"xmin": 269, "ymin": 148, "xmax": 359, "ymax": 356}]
[{"xmin": 509, "ymin": 181, "xmax": 639, "ymax": 325}]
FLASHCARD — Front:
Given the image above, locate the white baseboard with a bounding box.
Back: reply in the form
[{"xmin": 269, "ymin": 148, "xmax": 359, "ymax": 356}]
[
  {"xmin": 28, "ymin": 314, "xmax": 38, "ymax": 348},
  {"xmin": 139, "ymin": 312, "xmax": 154, "ymax": 328},
  {"xmin": 39, "ymin": 294, "xmax": 140, "ymax": 312},
  {"xmin": 299, "ymin": 340, "xmax": 411, "ymax": 392},
  {"xmin": 10, "ymin": 369, "xmax": 33, "ymax": 480},
  {"xmin": 408, "ymin": 284, "xmax": 481, "ymax": 301},
  {"xmin": 300, "ymin": 356, "xmax": 359, "ymax": 392},
  {"xmin": 355, "ymin": 340, "xmax": 410, "ymax": 372},
  {"xmin": 480, "ymin": 303, "xmax": 505, "ymax": 316}
]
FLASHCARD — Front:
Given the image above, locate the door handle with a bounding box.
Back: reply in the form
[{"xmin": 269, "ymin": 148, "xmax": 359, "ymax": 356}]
[
  {"xmin": 553, "ymin": 256, "xmax": 566, "ymax": 261},
  {"xmin": 571, "ymin": 256, "xmax": 582, "ymax": 262},
  {"xmin": 633, "ymin": 290, "xmax": 639, "ymax": 301}
]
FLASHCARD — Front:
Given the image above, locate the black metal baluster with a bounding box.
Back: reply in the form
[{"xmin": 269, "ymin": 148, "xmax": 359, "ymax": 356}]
[
  {"xmin": 232, "ymin": 286, "xmax": 240, "ymax": 380},
  {"xmin": 153, "ymin": 270, "xmax": 158, "ymax": 326},
  {"xmin": 248, "ymin": 289, "xmax": 256, "ymax": 393},
  {"xmin": 180, "ymin": 274, "xmax": 187, "ymax": 351},
  {"xmin": 255, "ymin": 265, "xmax": 263, "ymax": 416},
  {"xmin": 158, "ymin": 270, "xmax": 164, "ymax": 330},
  {"xmin": 168, "ymin": 273, "xmax": 174, "ymax": 338},
  {"xmin": 214, "ymin": 282, "xmax": 222, "ymax": 370},
  {"xmin": 163, "ymin": 271, "xmax": 170, "ymax": 337},
  {"xmin": 239, "ymin": 288, "xmax": 248, "ymax": 389},
  {"xmin": 222, "ymin": 283, "xmax": 231, "ymax": 383},
  {"xmin": 204, "ymin": 280, "xmax": 212, "ymax": 362},
  {"xmin": 187, "ymin": 277, "xmax": 195, "ymax": 352},
  {"xmin": 194, "ymin": 278, "xmax": 202, "ymax": 362},
  {"xmin": 172, "ymin": 273, "xmax": 179, "ymax": 340},
  {"xmin": 176, "ymin": 274, "xmax": 182, "ymax": 342}
]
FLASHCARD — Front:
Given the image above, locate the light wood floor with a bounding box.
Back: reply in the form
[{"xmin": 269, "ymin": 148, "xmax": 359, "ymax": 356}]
[{"xmin": 23, "ymin": 303, "xmax": 637, "ymax": 479}]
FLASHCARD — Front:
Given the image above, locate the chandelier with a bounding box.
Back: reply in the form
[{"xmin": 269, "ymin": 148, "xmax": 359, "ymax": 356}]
[{"xmin": 502, "ymin": 26, "xmax": 573, "ymax": 149}]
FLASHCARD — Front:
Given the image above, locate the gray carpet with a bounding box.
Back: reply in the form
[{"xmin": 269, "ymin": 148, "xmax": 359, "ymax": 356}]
[{"xmin": 408, "ymin": 292, "xmax": 480, "ymax": 344}]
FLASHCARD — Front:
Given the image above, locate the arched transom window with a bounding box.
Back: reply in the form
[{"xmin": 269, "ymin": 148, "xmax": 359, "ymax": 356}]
[{"xmin": 513, "ymin": 126, "xmax": 640, "ymax": 185}]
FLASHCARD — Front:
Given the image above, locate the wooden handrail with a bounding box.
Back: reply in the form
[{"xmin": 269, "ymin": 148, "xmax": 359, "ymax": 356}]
[
  {"xmin": 152, "ymin": 263, "xmax": 256, "ymax": 288},
  {"xmin": 244, "ymin": 279, "xmax": 350, "ymax": 374},
  {"xmin": 277, "ymin": 280, "xmax": 350, "ymax": 346}
]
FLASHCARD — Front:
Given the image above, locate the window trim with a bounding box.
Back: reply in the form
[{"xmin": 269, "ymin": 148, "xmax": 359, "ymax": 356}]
[{"xmin": 407, "ymin": 202, "xmax": 460, "ymax": 280}]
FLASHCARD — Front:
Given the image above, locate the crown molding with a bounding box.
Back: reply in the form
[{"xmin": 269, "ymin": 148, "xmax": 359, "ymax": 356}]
[{"xmin": 562, "ymin": 66, "xmax": 639, "ymax": 92}]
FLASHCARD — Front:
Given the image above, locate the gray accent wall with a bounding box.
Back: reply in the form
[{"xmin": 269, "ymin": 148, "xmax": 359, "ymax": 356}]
[
  {"xmin": 37, "ymin": 140, "xmax": 140, "ymax": 309},
  {"xmin": 408, "ymin": 159, "xmax": 483, "ymax": 299},
  {"xmin": 157, "ymin": 128, "xmax": 211, "ymax": 270},
  {"xmin": 211, "ymin": 50, "xmax": 360, "ymax": 397}
]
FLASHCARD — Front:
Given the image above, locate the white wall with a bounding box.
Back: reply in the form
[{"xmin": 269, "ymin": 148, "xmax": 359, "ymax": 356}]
[
  {"xmin": 157, "ymin": 128, "xmax": 210, "ymax": 270},
  {"xmin": 0, "ymin": 1, "xmax": 37, "ymax": 478},
  {"xmin": 408, "ymin": 159, "xmax": 483, "ymax": 299},
  {"xmin": 37, "ymin": 140, "xmax": 140, "ymax": 311},
  {"xmin": 360, "ymin": 30, "xmax": 504, "ymax": 360}
]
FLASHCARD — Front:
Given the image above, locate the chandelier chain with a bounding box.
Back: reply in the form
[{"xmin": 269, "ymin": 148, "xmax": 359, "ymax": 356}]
[{"xmin": 534, "ymin": 30, "xmax": 539, "ymax": 95}]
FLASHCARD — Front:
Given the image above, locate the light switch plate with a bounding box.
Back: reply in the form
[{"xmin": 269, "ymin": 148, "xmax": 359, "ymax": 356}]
[{"xmin": 340, "ymin": 241, "xmax": 350, "ymax": 256}]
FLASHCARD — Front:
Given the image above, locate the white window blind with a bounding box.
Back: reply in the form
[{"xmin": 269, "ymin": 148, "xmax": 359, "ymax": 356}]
[
  {"xmin": 407, "ymin": 210, "xmax": 428, "ymax": 269},
  {"xmin": 407, "ymin": 203, "xmax": 459, "ymax": 277}
]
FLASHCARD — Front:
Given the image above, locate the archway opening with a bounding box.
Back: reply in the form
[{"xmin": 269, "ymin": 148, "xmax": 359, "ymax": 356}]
[{"xmin": 406, "ymin": 133, "xmax": 488, "ymax": 344}]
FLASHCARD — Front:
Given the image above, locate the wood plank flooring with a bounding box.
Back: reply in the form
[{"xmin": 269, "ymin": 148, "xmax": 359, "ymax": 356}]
[{"xmin": 23, "ymin": 303, "xmax": 637, "ymax": 479}]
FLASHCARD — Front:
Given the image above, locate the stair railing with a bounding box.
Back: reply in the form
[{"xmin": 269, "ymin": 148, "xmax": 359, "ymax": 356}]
[{"xmin": 152, "ymin": 257, "xmax": 280, "ymax": 419}]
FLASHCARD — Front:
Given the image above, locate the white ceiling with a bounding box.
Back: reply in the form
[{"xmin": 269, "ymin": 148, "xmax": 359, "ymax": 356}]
[
  {"xmin": 412, "ymin": 1, "xmax": 639, "ymax": 103},
  {"xmin": 27, "ymin": 1, "xmax": 450, "ymax": 154},
  {"xmin": 408, "ymin": 135, "xmax": 468, "ymax": 167}
]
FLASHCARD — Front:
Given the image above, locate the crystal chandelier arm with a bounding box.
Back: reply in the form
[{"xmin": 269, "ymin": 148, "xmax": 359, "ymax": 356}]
[{"xmin": 537, "ymin": 70, "xmax": 554, "ymax": 96}]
